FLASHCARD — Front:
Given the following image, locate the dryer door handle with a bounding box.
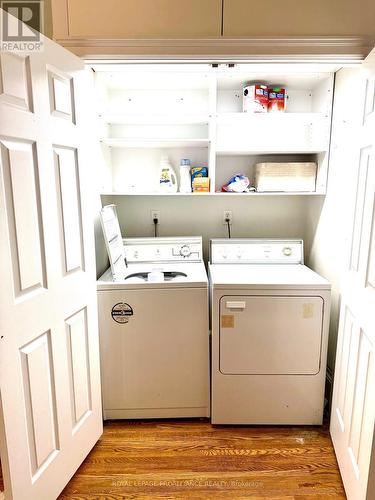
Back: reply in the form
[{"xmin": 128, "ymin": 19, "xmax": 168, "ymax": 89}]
[{"xmin": 226, "ymin": 301, "xmax": 246, "ymax": 309}]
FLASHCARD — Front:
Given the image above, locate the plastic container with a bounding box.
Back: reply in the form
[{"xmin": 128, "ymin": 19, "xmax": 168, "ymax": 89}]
[
  {"xmin": 159, "ymin": 156, "xmax": 178, "ymax": 193},
  {"xmin": 243, "ymin": 83, "xmax": 269, "ymax": 113},
  {"xmin": 179, "ymin": 159, "xmax": 192, "ymax": 193},
  {"xmin": 148, "ymin": 269, "xmax": 164, "ymax": 282}
]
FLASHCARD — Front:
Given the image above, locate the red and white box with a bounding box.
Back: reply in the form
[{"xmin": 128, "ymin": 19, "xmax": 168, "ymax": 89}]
[
  {"xmin": 243, "ymin": 83, "xmax": 269, "ymax": 113},
  {"xmin": 268, "ymin": 87, "xmax": 287, "ymax": 112}
]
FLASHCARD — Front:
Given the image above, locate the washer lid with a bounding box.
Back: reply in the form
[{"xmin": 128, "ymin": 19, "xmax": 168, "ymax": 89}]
[{"xmin": 209, "ymin": 264, "xmax": 330, "ymax": 290}]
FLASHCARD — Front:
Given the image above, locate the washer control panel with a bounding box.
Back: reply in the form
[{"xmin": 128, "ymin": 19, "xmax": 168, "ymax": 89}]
[
  {"xmin": 124, "ymin": 237, "xmax": 203, "ymax": 263},
  {"xmin": 210, "ymin": 239, "xmax": 303, "ymax": 264}
]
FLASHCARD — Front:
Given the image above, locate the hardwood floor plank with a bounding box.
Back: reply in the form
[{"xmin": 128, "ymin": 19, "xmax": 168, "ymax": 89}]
[{"xmin": 59, "ymin": 419, "xmax": 346, "ymax": 500}]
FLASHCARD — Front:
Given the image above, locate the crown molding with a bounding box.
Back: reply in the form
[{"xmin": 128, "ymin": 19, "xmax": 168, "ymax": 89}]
[{"xmin": 54, "ymin": 36, "xmax": 373, "ymax": 61}]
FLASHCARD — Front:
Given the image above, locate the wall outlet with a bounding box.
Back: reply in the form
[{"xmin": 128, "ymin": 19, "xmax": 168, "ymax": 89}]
[
  {"xmin": 223, "ymin": 210, "xmax": 233, "ymax": 225},
  {"xmin": 151, "ymin": 209, "xmax": 160, "ymax": 224}
]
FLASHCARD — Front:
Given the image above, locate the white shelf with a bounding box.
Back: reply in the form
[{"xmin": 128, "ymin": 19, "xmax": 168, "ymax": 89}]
[
  {"xmin": 216, "ymin": 112, "xmax": 329, "ymax": 155},
  {"xmin": 100, "ymin": 191, "xmax": 325, "ymax": 197},
  {"xmin": 101, "ymin": 138, "xmax": 209, "ymax": 148},
  {"xmin": 216, "ymin": 112, "xmax": 327, "ymax": 124},
  {"xmin": 100, "ymin": 113, "xmax": 210, "ymax": 125},
  {"xmin": 216, "ymin": 148, "xmax": 326, "ymax": 155},
  {"xmin": 100, "ymin": 192, "xmax": 212, "ymax": 196}
]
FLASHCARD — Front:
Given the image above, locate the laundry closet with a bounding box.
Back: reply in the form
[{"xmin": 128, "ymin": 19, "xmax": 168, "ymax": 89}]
[
  {"xmin": 1, "ymin": 8, "xmax": 375, "ymax": 499},
  {"xmin": 94, "ymin": 62, "xmax": 342, "ymax": 365},
  {"xmin": 92, "ymin": 57, "xmax": 375, "ymax": 500}
]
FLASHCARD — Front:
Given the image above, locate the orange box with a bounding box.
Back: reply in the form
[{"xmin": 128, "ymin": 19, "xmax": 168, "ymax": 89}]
[{"xmin": 193, "ymin": 177, "xmax": 210, "ymax": 192}]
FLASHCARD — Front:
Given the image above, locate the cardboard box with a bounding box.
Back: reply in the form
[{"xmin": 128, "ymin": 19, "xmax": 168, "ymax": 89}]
[{"xmin": 193, "ymin": 177, "xmax": 210, "ymax": 192}]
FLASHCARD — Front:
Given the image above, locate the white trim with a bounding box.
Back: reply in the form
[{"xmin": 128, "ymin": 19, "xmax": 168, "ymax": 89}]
[{"xmin": 54, "ymin": 36, "xmax": 373, "ymax": 61}]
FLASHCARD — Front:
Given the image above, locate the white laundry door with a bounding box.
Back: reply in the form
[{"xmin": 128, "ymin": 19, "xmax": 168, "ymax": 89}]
[
  {"xmin": 330, "ymin": 47, "xmax": 375, "ymax": 500},
  {"xmin": 0, "ymin": 11, "xmax": 102, "ymax": 500}
]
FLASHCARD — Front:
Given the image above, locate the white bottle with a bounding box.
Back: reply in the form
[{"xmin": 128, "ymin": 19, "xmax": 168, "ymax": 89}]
[
  {"xmin": 179, "ymin": 159, "xmax": 192, "ymax": 193},
  {"xmin": 159, "ymin": 156, "xmax": 178, "ymax": 193}
]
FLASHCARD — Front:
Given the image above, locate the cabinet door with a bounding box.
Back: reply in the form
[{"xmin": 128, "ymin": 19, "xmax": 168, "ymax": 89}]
[
  {"xmin": 0, "ymin": 9, "xmax": 102, "ymax": 500},
  {"xmin": 223, "ymin": 0, "xmax": 375, "ymax": 37},
  {"xmin": 66, "ymin": 0, "xmax": 222, "ymax": 38},
  {"xmin": 330, "ymin": 47, "xmax": 375, "ymax": 500}
]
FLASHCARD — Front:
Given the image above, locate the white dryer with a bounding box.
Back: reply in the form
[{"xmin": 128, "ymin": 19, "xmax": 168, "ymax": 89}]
[
  {"xmin": 209, "ymin": 239, "xmax": 331, "ymax": 425},
  {"xmin": 97, "ymin": 236, "xmax": 209, "ymax": 419}
]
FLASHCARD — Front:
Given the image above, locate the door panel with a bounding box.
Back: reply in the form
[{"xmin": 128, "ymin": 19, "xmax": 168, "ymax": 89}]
[
  {"xmin": 0, "ymin": 52, "xmax": 33, "ymax": 110},
  {"xmin": 365, "ymin": 206, "xmax": 375, "ymax": 290},
  {"xmin": 0, "ymin": 138, "xmax": 47, "ymax": 295},
  {"xmin": 363, "ymin": 75, "xmax": 375, "ymax": 123},
  {"xmin": 350, "ymin": 146, "xmax": 371, "ymax": 272},
  {"xmin": 20, "ymin": 331, "xmax": 59, "ymax": 476},
  {"xmin": 48, "ymin": 68, "xmax": 75, "ymax": 122},
  {"xmin": 331, "ymin": 47, "xmax": 375, "ymax": 500},
  {"xmin": 65, "ymin": 308, "xmax": 92, "ymax": 430},
  {"xmin": 219, "ymin": 295, "xmax": 323, "ymax": 375},
  {"xmin": 0, "ymin": 10, "xmax": 102, "ymax": 500},
  {"xmin": 54, "ymin": 146, "xmax": 85, "ymax": 274}
]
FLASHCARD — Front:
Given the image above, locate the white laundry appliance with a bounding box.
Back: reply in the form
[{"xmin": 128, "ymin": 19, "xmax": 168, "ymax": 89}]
[
  {"xmin": 209, "ymin": 238, "xmax": 331, "ymax": 425},
  {"xmin": 97, "ymin": 235, "xmax": 210, "ymax": 419}
]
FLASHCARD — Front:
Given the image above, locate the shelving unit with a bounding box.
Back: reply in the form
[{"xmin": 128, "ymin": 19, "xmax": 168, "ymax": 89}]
[{"xmin": 94, "ymin": 64, "xmax": 335, "ymax": 196}]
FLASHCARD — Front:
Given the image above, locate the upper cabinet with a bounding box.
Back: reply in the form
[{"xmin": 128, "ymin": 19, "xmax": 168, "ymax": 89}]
[
  {"xmin": 223, "ymin": 0, "xmax": 375, "ymax": 37},
  {"xmin": 55, "ymin": 0, "xmax": 222, "ymax": 38},
  {"xmin": 51, "ymin": 0, "xmax": 371, "ymax": 58}
]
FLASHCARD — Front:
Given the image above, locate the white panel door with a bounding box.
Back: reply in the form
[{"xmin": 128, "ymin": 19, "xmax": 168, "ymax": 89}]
[
  {"xmin": 330, "ymin": 47, "xmax": 375, "ymax": 500},
  {"xmin": 0, "ymin": 11, "xmax": 102, "ymax": 500}
]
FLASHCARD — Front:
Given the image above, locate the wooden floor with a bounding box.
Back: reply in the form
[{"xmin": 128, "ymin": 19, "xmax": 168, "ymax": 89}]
[{"xmin": 59, "ymin": 419, "xmax": 346, "ymax": 500}]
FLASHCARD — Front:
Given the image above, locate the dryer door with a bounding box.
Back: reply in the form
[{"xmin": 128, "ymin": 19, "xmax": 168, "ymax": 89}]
[{"xmin": 219, "ymin": 295, "xmax": 324, "ymax": 375}]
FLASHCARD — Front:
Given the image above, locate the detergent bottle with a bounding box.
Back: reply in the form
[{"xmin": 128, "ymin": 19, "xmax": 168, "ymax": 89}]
[
  {"xmin": 179, "ymin": 159, "xmax": 192, "ymax": 193},
  {"xmin": 159, "ymin": 156, "xmax": 178, "ymax": 193}
]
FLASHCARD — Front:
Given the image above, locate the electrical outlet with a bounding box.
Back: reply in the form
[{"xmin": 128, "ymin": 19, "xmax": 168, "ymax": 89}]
[
  {"xmin": 151, "ymin": 209, "xmax": 160, "ymax": 224},
  {"xmin": 223, "ymin": 210, "xmax": 233, "ymax": 225}
]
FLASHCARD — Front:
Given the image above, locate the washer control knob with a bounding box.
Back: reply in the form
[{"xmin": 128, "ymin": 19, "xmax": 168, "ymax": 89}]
[
  {"xmin": 283, "ymin": 246, "xmax": 293, "ymax": 257},
  {"xmin": 180, "ymin": 245, "xmax": 191, "ymax": 258}
]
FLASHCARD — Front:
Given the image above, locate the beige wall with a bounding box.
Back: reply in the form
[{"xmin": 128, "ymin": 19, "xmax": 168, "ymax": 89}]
[
  {"xmin": 43, "ymin": 0, "xmax": 53, "ymax": 38},
  {"xmin": 99, "ymin": 194, "xmax": 315, "ymax": 275},
  {"xmin": 224, "ymin": 0, "xmax": 375, "ymax": 38}
]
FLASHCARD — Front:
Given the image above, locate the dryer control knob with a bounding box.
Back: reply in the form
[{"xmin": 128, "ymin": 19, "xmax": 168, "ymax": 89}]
[
  {"xmin": 180, "ymin": 245, "xmax": 191, "ymax": 257},
  {"xmin": 283, "ymin": 246, "xmax": 293, "ymax": 256}
]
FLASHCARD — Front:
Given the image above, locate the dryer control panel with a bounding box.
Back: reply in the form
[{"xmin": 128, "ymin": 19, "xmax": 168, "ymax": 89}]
[{"xmin": 210, "ymin": 239, "xmax": 304, "ymax": 264}]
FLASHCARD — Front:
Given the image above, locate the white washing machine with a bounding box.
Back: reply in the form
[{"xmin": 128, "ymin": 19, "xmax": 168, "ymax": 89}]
[
  {"xmin": 209, "ymin": 238, "xmax": 331, "ymax": 425},
  {"xmin": 97, "ymin": 236, "xmax": 209, "ymax": 419}
]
